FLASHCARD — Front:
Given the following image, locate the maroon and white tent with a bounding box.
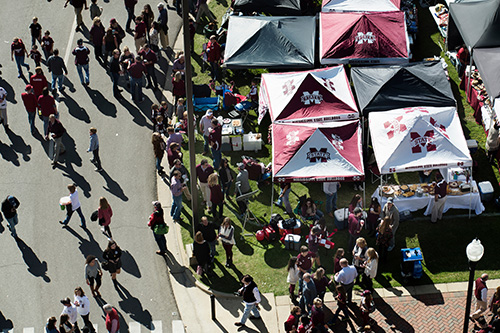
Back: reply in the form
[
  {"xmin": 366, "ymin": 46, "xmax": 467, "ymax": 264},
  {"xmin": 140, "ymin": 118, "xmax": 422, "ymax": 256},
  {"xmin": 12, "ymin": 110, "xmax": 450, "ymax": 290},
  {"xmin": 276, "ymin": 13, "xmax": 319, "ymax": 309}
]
[
  {"xmin": 320, "ymin": 11, "xmax": 410, "ymax": 65},
  {"xmin": 322, "ymin": 0, "xmax": 400, "ymax": 13},
  {"xmin": 258, "ymin": 66, "xmax": 359, "ymax": 124},
  {"xmin": 272, "ymin": 120, "xmax": 364, "ymax": 182}
]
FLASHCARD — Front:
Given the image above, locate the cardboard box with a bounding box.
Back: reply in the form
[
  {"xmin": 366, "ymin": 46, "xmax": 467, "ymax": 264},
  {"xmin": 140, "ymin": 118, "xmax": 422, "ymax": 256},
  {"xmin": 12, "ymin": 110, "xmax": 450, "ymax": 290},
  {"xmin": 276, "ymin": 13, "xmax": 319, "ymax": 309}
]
[{"xmin": 243, "ymin": 133, "xmax": 262, "ymax": 151}]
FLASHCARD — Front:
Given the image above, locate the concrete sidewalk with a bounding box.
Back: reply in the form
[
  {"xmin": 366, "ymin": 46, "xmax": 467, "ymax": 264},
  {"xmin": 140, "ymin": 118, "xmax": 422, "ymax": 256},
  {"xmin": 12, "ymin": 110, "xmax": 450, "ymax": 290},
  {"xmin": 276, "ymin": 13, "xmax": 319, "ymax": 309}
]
[{"xmin": 160, "ymin": 28, "xmax": 498, "ymax": 333}]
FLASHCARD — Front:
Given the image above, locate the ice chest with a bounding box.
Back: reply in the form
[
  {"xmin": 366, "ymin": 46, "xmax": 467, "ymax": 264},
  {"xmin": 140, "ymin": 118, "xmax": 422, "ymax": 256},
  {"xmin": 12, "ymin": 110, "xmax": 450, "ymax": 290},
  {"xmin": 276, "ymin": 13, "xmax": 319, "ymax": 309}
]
[
  {"xmin": 284, "ymin": 234, "xmax": 301, "ymax": 251},
  {"xmin": 243, "ymin": 133, "xmax": 262, "ymax": 151},
  {"xmin": 478, "ymin": 181, "xmax": 494, "ymax": 201},
  {"xmin": 334, "ymin": 208, "xmax": 349, "ymax": 230},
  {"xmin": 231, "ymin": 136, "xmax": 242, "ymax": 151},
  {"xmin": 221, "ymin": 136, "xmax": 231, "ymax": 151}
]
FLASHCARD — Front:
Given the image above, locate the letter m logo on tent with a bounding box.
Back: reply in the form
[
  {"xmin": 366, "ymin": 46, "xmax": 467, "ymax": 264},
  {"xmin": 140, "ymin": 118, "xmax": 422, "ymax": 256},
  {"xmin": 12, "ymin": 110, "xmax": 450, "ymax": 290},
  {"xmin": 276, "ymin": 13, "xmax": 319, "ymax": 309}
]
[
  {"xmin": 355, "ymin": 32, "xmax": 376, "ymax": 44},
  {"xmin": 306, "ymin": 148, "xmax": 331, "ymax": 163},
  {"xmin": 410, "ymin": 130, "xmax": 436, "ymax": 154}
]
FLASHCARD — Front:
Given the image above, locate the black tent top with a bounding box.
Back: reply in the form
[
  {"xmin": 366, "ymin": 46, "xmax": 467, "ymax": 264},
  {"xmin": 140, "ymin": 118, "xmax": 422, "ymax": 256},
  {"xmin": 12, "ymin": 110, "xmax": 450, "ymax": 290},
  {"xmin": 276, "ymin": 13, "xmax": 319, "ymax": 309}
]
[
  {"xmin": 474, "ymin": 47, "xmax": 500, "ymax": 99},
  {"xmin": 351, "ymin": 61, "xmax": 456, "ymax": 116},
  {"xmin": 224, "ymin": 16, "xmax": 315, "ymax": 69},
  {"xmin": 448, "ymin": 0, "xmax": 500, "ymax": 50},
  {"xmin": 233, "ymin": 0, "xmax": 301, "ymax": 16}
]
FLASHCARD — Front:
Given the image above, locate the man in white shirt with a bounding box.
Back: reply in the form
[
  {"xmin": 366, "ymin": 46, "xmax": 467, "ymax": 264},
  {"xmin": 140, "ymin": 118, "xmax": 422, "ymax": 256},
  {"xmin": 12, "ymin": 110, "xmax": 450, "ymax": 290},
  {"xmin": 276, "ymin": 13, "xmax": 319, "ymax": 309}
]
[
  {"xmin": 0, "ymin": 86, "xmax": 8, "ymax": 128},
  {"xmin": 334, "ymin": 258, "xmax": 357, "ymax": 304},
  {"xmin": 199, "ymin": 109, "xmax": 214, "ymax": 155},
  {"xmin": 323, "ymin": 181, "xmax": 340, "ymax": 217},
  {"xmin": 235, "ymin": 275, "xmax": 262, "ymax": 327},
  {"xmin": 60, "ymin": 184, "xmax": 86, "ymax": 228},
  {"xmin": 61, "ymin": 297, "xmax": 80, "ymax": 333},
  {"xmin": 472, "ymin": 273, "xmax": 489, "ymax": 321}
]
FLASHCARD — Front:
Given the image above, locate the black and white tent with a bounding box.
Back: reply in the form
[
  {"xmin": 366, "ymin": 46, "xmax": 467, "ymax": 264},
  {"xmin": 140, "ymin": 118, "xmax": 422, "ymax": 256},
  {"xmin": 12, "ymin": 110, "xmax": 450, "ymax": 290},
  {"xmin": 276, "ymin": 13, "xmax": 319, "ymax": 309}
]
[
  {"xmin": 351, "ymin": 61, "xmax": 455, "ymax": 116},
  {"xmin": 224, "ymin": 16, "xmax": 315, "ymax": 69},
  {"xmin": 233, "ymin": 0, "xmax": 302, "ymax": 15}
]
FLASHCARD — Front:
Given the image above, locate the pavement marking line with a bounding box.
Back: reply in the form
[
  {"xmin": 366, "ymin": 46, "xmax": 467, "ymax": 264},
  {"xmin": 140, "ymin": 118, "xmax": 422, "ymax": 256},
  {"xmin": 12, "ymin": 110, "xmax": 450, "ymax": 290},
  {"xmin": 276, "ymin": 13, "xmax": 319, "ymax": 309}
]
[
  {"xmin": 23, "ymin": 328, "xmax": 34, "ymax": 333},
  {"xmin": 64, "ymin": 19, "xmax": 78, "ymax": 64},
  {"xmin": 150, "ymin": 320, "xmax": 163, "ymax": 333},
  {"xmin": 129, "ymin": 322, "xmax": 141, "ymax": 333},
  {"xmin": 172, "ymin": 320, "xmax": 184, "ymax": 333}
]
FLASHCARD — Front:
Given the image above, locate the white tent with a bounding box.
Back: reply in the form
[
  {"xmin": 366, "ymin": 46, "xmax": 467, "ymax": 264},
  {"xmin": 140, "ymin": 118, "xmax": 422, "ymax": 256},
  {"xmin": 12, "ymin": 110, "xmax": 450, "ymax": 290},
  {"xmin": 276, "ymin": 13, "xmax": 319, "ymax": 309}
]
[
  {"xmin": 258, "ymin": 66, "xmax": 359, "ymax": 124},
  {"xmin": 369, "ymin": 106, "xmax": 472, "ymax": 174},
  {"xmin": 322, "ymin": 0, "xmax": 400, "ymax": 12}
]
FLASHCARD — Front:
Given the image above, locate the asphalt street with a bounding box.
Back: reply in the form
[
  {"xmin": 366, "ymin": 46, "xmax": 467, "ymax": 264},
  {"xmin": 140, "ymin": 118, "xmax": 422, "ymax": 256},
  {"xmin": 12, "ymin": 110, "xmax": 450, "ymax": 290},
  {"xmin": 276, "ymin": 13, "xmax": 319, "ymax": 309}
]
[{"xmin": 0, "ymin": 0, "xmax": 182, "ymax": 331}]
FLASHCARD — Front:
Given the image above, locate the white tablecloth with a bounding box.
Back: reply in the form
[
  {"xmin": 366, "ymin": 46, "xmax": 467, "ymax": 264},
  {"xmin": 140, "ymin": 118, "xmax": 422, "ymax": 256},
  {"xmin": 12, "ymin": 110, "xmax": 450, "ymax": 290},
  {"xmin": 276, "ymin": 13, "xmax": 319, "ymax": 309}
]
[{"xmin": 372, "ymin": 181, "xmax": 485, "ymax": 216}]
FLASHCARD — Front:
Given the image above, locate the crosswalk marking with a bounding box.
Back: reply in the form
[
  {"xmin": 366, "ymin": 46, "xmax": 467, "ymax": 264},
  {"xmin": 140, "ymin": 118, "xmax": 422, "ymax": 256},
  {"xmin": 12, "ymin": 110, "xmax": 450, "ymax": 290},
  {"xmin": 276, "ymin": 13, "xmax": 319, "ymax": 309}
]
[{"xmin": 9, "ymin": 320, "xmax": 173, "ymax": 333}]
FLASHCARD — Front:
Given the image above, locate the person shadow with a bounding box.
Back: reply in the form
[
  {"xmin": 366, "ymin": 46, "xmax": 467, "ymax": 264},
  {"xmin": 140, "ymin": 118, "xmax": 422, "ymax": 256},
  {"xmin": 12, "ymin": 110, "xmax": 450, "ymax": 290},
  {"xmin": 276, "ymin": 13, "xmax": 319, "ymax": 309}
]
[
  {"xmin": 15, "ymin": 237, "xmax": 50, "ymax": 282},
  {"xmin": 117, "ymin": 97, "xmax": 153, "ymax": 129},
  {"xmin": 6, "ymin": 127, "xmax": 31, "ymax": 162},
  {"xmin": 114, "ymin": 281, "xmax": 153, "ymax": 329},
  {"xmin": 0, "ymin": 140, "xmax": 20, "ymax": 166},
  {"xmin": 120, "ymin": 250, "xmax": 141, "ymax": 278},
  {"xmin": 100, "ymin": 170, "xmax": 129, "ymax": 201},
  {"xmin": 59, "ymin": 90, "xmax": 91, "ymax": 123},
  {"xmin": 85, "ymin": 87, "xmax": 117, "ymax": 118},
  {"xmin": 0, "ymin": 311, "xmax": 14, "ymax": 331},
  {"xmin": 58, "ymin": 163, "xmax": 92, "ymax": 198},
  {"xmin": 0, "ymin": 77, "xmax": 17, "ymax": 104},
  {"xmin": 63, "ymin": 226, "xmax": 103, "ymax": 259}
]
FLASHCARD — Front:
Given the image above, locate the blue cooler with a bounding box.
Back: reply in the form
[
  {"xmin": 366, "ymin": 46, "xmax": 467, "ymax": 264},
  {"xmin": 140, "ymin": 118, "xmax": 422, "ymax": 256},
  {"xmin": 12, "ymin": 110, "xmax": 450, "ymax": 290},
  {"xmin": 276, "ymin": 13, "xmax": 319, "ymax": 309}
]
[
  {"xmin": 478, "ymin": 181, "xmax": 494, "ymax": 202},
  {"xmin": 334, "ymin": 208, "xmax": 349, "ymax": 230},
  {"xmin": 401, "ymin": 247, "xmax": 423, "ymax": 279}
]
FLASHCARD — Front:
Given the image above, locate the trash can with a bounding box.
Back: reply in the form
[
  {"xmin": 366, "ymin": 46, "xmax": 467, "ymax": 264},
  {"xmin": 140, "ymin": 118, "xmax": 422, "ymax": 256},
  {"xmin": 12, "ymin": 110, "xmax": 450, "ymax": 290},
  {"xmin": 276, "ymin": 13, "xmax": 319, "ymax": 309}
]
[{"xmin": 401, "ymin": 247, "xmax": 423, "ymax": 279}]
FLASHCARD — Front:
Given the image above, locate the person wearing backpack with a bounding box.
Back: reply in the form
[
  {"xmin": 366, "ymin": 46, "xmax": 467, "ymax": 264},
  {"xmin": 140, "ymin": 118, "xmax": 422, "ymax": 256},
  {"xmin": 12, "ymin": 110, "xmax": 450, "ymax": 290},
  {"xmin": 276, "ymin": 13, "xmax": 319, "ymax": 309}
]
[
  {"xmin": 1, "ymin": 195, "xmax": 20, "ymax": 238},
  {"xmin": 148, "ymin": 201, "xmax": 168, "ymax": 255}
]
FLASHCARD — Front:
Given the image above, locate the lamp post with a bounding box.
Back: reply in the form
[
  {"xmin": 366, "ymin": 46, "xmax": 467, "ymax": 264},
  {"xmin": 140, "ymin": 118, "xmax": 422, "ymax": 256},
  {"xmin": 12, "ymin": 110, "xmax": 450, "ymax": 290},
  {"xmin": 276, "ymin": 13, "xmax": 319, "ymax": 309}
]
[{"xmin": 463, "ymin": 238, "xmax": 485, "ymax": 333}]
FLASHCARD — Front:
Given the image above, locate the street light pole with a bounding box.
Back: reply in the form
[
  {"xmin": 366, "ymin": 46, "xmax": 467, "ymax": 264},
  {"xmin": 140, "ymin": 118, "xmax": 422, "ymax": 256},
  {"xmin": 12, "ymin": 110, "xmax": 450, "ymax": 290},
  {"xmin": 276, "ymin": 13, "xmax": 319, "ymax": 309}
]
[
  {"xmin": 463, "ymin": 238, "xmax": 485, "ymax": 333},
  {"xmin": 181, "ymin": 0, "xmax": 199, "ymax": 235}
]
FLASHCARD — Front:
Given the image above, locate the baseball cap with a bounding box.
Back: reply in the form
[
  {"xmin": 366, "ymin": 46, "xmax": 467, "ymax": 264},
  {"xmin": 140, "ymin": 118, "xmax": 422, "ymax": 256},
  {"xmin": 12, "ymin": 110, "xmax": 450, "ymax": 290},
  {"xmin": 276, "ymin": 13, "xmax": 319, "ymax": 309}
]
[
  {"xmin": 387, "ymin": 197, "xmax": 394, "ymax": 204},
  {"xmin": 206, "ymin": 110, "xmax": 213, "ymax": 116},
  {"xmin": 110, "ymin": 18, "xmax": 117, "ymax": 24},
  {"xmin": 25, "ymin": 84, "xmax": 33, "ymax": 90},
  {"xmin": 237, "ymin": 162, "xmax": 245, "ymax": 170},
  {"xmin": 60, "ymin": 298, "xmax": 71, "ymax": 305}
]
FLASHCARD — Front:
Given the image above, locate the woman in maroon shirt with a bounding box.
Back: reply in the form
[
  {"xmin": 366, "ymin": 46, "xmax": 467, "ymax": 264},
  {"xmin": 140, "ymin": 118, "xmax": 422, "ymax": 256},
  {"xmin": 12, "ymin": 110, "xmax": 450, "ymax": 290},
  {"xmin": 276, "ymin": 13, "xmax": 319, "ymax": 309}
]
[
  {"xmin": 208, "ymin": 173, "xmax": 224, "ymax": 221},
  {"xmin": 167, "ymin": 142, "xmax": 182, "ymax": 168}
]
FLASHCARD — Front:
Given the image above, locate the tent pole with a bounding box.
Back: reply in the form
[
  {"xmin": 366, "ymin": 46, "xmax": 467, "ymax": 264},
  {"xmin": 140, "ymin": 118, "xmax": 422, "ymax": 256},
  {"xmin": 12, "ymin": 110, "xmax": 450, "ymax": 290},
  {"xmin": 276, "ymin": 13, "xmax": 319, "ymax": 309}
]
[
  {"xmin": 466, "ymin": 49, "xmax": 473, "ymax": 102},
  {"xmin": 469, "ymin": 166, "xmax": 473, "ymax": 219},
  {"xmin": 271, "ymin": 180, "xmax": 275, "ymax": 218}
]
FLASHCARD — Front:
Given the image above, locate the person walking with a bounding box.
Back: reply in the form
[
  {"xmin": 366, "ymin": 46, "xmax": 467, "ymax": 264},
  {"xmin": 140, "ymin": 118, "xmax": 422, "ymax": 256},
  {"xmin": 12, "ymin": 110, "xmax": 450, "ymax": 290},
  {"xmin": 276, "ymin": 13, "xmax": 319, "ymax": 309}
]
[
  {"xmin": 21, "ymin": 84, "xmax": 38, "ymax": 132},
  {"xmin": 431, "ymin": 172, "xmax": 447, "ymax": 224},
  {"xmin": 138, "ymin": 44, "xmax": 158, "ymax": 89},
  {"xmin": 157, "ymin": 3, "xmax": 169, "ymax": 50},
  {"xmin": 89, "ymin": 17, "xmax": 106, "ymax": 64},
  {"xmin": 334, "ymin": 258, "xmax": 357, "ymax": 304},
  {"xmin": 199, "ymin": 109, "xmax": 214, "ymax": 155},
  {"xmin": 46, "ymin": 114, "xmax": 66, "ymax": 167},
  {"xmin": 41, "ymin": 30, "xmax": 55, "ymax": 61},
  {"xmin": 208, "ymin": 118, "xmax": 222, "ymax": 170},
  {"xmin": 196, "ymin": 216, "xmax": 217, "ymax": 259},
  {"xmin": 89, "ymin": 0, "xmax": 103, "ymax": 20},
  {"xmin": 47, "ymin": 49, "xmax": 68, "ymax": 94},
  {"xmin": 275, "ymin": 182, "xmax": 292, "ymax": 215},
  {"xmin": 196, "ymin": 159, "xmax": 214, "ymax": 211},
  {"xmin": 38, "ymin": 87, "xmax": 58, "ymax": 136},
  {"xmin": 60, "ymin": 184, "xmax": 86, "ymax": 227},
  {"xmin": 30, "ymin": 67, "xmax": 49, "ymax": 98},
  {"xmin": 206, "ymin": 35, "xmax": 221, "ymax": 82},
  {"xmin": 170, "ymin": 170, "xmax": 185, "ymax": 223},
  {"xmin": 195, "ymin": 0, "xmax": 216, "ymax": 26},
  {"xmin": 472, "ymin": 273, "xmax": 489, "ymax": 321},
  {"xmin": 103, "ymin": 304, "xmax": 120, "ymax": 333},
  {"xmin": 152, "ymin": 132, "xmax": 166, "ymax": 174},
  {"xmin": 208, "ymin": 173, "xmax": 224, "ymax": 221},
  {"xmin": 102, "ymin": 240, "xmax": 122, "ymax": 287},
  {"xmin": 109, "ymin": 49, "xmax": 123, "ymax": 99},
  {"xmin": 348, "ymin": 207, "xmax": 364, "ymax": 252},
  {"xmin": 60, "ymin": 298, "xmax": 80, "ymax": 333},
  {"xmin": 299, "ymin": 273, "xmax": 317, "ymax": 313},
  {"xmin": 148, "ymin": 201, "xmax": 168, "ymax": 255},
  {"xmin": 73, "ymin": 39, "xmax": 91, "ymax": 86},
  {"xmin": 125, "ymin": 0, "xmax": 138, "ymax": 32},
  {"xmin": 1, "ymin": 195, "xmax": 20, "ymax": 239},
  {"xmin": 0, "ymin": 86, "xmax": 7, "ymax": 129},
  {"xmin": 87, "ymin": 127, "xmax": 102, "ymax": 172},
  {"xmin": 29, "ymin": 45, "xmax": 42, "ymax": 68},
  {"xmin": 235, "ymin": 275, "xmax": 262, "ymax": 327},
  {"xmin": 64, "ymin": 0, "xmax": 88, "ymax": 32},
  {"xmin": 29, "ymin": 17, "xmax": 42, "ymax": 46},
  {"xmin": 323, "ymin": 181, "xmax": 340, "ymax": 217},
  {"xmin": 133, "ymin": 16, "xmax": 147, "ymax": 53},
  {"xmin": 98, "ymin": 197, "xmax": 113, "ymax": 238},
  {"xmin": 381, "ymin": 197, "xmax": 399, "ymax": 251},
  {"xmin": 84, "ymin": 255, "xmax": 102, "ymax": 297},
  {"xmin": 218, "ymin": 217, "xmax": 235, "ymax": 267},
  {"xmin": 74, "ymin": 287, "xmax": 94, "ymax": 332},
  {"xmin": 128, "ymin": 56, "xmax": 147, "ymax": 102},
  {"xmin": 11, "ymin": 38, "xmax": 30, "ymax": 78}
]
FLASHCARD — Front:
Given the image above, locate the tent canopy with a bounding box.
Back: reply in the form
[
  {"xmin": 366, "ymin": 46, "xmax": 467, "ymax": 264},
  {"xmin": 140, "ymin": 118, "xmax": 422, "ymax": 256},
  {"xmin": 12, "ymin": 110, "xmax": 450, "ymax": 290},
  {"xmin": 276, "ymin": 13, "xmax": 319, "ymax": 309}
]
[
  {"xmin": 233, "ymin": 0, "xmax": 301, "ymax": 16},
  {"xmin": 224, "ymin": 16, "xmax": 315, "ymax": 69},
  {"xmin": 322, "ymin": 0, "xmax": 400, "ymax": 12},
  {"xmin": 473, "ymin": 47, "xmax": 500, "ymax": 99},
  {"xmin": 320, "ymin": 11, "xmax": 409, "ymax": 65},
  {"xmin": 273, "ymin": 121, "xmax": 364, "ymax": 182},
  {"xmin": 448, "ymin": 0, "xmax": 500, "ymax": 50},
  {"xmin": 351, "ymin": 61, "xmax": 456, "ymax": 116},
  {"xmin": 369, "ymin": 106, "xmax": 472, "ymax": 174},
  {"xmin": 258, "ymin": 66, "xmax": 359, "ymax": 124}
]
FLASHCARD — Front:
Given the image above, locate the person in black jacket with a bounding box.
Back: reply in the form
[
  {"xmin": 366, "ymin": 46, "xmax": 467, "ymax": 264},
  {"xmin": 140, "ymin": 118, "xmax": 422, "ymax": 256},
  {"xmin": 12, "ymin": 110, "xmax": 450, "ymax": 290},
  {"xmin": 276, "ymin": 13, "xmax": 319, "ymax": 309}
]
[
  {"xmin": 47, "ymin": 49, "xmax": 68, "ymax": 94},
  {"xmin": 103, "ymin": 240, "xmax": 122, "ymax": 287},
  {"xmin": 235, "ymin": 275, "xmax": 262, "ymax": 327},
  {"xmin": 1, "ymin": 195, "xmax": 20, "ymax": 238},
  {"xmin": 196, "ymin": 216, "xmax": 217, "ymax": 260},
  {"xmin": 46, "ymin": 114, "xmax": 66, "ymax": 167},
  {"xmin": 109, "ymin": 49, "xmax": 122, "ymax": 98},
  {"xmin": 193, "ymin": 231, "xmax": 211, "ymax": 276},
  {"xmin": 219, "ymin": 158, "xmax": 233, "ymax": 200}
]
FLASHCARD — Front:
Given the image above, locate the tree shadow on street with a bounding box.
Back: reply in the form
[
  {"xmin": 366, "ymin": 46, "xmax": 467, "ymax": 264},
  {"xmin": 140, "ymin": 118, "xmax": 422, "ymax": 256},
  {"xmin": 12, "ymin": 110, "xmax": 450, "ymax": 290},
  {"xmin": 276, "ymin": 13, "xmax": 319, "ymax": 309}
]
[
  {"xmin": 100, "ymin": 170, "xmax": 128, "ymax": 201},
  {"xmin": 15, "ymin": 237, "xmax": 50, "ymax": 282},
  {"xmin": 6, "ymin": 127, "xmax": 31, "ymax": 162},
  {"xmin": 115, "ymin": 281, "xmax": 153, "ymax": 329}
]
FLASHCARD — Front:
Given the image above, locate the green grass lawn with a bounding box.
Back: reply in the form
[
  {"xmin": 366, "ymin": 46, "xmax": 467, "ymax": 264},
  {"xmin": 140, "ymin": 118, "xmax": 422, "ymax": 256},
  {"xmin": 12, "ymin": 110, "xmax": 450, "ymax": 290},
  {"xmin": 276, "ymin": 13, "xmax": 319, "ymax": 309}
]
[{"xmin": 175, "ymin": 1, "xmax": 500, "ymax": 295}]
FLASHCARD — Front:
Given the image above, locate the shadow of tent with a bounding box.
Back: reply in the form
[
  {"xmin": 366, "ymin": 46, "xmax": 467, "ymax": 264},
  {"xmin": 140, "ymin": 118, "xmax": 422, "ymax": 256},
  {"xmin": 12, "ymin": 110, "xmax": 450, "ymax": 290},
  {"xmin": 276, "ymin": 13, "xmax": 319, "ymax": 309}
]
[
  {"xmin": 373, "ymin": 296, "xmax": 415, "ymax": 333},
  {"xmin": 121, "ymin": 250, "xmax": 142, "ymax": 278},
  {"xmin": 264, "ymin": 244, "xmax": 290, "ymax": 269},
  {"xmin": 15, "ymin": 237, "xmax": 50, "ymax": 282}
]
